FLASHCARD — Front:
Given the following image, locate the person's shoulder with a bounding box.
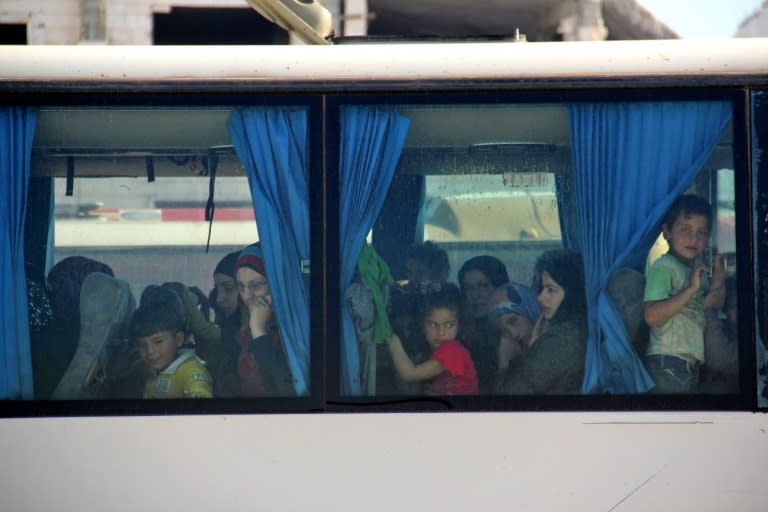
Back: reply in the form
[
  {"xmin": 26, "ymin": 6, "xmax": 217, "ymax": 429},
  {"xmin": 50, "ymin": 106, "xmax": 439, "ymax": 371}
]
[
  {"xmin": 656, "ymin": 253, "xmax": 689, "ymax": 271},
  {"xmin": 437, "ymin": 339, "xmax": 466, "ymax": 353},
  {"xmin": 177, "ymin": 354, "xmax": 212, "ymax": 377},
  {"xmin": 651, "ymin": 252, "xmax": 677, "ymax": 270},
  {"xmin": 536, "ymin": 318, "xmax": 586, "ymax": 350},
  {"xmin": 432, "ymin": 340, "xmax": 469, "ymax": 361}
]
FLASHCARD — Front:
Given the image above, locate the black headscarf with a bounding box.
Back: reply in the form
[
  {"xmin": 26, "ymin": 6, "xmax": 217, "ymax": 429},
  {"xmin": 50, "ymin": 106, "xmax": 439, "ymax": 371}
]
[{"xmin": 457, "ymin": 255, "xmax": 510, "ymax": 291}]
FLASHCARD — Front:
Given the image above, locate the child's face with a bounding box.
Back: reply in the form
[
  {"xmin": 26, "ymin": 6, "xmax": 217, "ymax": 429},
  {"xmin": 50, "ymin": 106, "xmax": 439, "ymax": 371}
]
[
  {"xmin": 406, "ymin": 258, "xmax": 431, "ymax": 284},
  {"xmin": 422, "ymin": 307, "xmax": 459, "ymax": 349},
  {"xmin": 137, "ymin": 330, "xmax": 184, "ymax": 371},
  {"xmin": 537, "ymin": 271, "xmax": 564, "ymax": 320},
  {"xmin": 662, "ymin": 212, "xmax": 710, "ymax": 266},
  {"xmin": 461, "ymin": 270, "xmax": 495, "ymax": 319}
]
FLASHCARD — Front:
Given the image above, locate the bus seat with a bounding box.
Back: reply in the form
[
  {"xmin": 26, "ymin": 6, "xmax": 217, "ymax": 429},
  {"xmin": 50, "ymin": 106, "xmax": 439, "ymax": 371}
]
[
  {"xmin": 346, "ymin": 280, "xmax": 378, "ymax": 395},
  {"xmin": 51, "ymin": 272, "xmax": 136, "ymax": 400},
  {"xmin": 606, "ymin": 267, "xmax": 649, "ymax": 355}
]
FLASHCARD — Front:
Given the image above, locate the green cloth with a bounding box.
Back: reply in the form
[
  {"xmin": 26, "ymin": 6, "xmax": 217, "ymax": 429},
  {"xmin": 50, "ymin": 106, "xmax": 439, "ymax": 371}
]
[{"xmin": 356, "ymin": 242, "xmax": 394, "ymax": 344}]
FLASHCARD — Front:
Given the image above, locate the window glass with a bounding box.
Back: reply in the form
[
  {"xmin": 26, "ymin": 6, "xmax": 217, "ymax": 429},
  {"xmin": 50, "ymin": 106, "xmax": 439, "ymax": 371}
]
[
  {"xmin": 24, "ymin": 107, "xmax": 309, "ymax": 402},
  {"xmin": 340, "ymin": 100, "xmax": 740, "ymax": 401}
]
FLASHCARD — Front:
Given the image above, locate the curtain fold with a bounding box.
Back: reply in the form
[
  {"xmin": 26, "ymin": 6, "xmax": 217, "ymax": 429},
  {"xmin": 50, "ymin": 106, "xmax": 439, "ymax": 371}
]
[
  {"xmin": 0, "ymin": 107, "xmax": 36, "ymax": 399},
  {"xmin": 339, "ymin": 107, "xmax": 411, "ymax": 395},
  {"xmin": 570, "ymin": 101, "xmax": 732, "ymax": 394},
  {"xmin": 228, "ymin": 107, "xmax": 310, "ymax": 396}
]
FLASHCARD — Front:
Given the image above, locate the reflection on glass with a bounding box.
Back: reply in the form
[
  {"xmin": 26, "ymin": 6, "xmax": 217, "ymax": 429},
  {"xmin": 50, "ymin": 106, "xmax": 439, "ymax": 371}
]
[
  {"xmin": 343, "ymin": 101, "xmax": 738, "ymax": 398},
  {"xmin": 25, "ymin": 107, "xmax": 308, "ymax": 401}
]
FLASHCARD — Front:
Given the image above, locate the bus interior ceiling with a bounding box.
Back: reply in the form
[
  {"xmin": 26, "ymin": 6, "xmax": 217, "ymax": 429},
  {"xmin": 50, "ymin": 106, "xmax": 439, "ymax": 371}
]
[{"xmin": 26, "ymin": 102, "xmax": 736, "ymax": 287}]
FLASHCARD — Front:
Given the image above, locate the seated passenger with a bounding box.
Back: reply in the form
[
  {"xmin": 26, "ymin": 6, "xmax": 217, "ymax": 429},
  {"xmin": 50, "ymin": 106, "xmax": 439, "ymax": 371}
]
[
  {"xmin": 129, "ymin": 292, "xmax": 213, "ymax": 399},
  {"xmin": 457, "ymin": 255, "xmax": 510, "ymax": 394},
  {"xmin": 160, "ymin": 250, "xmax": 244, "ymax": 397},
  {"xmin": 701, "ymin": 274, "xmax": 739, "ymax": 393},
  {"xmin": 382, "ymin": 284, "xmax": 429, "ymax": 395},
  {"xmin": 234, "ymin": 243, "xmax": 295, "ymax": 396},
  {"xmin": 497, "ymin": 249, "xmax": 587, "ymax": 395},
  {"xmin": 386, "ymin": 282, "xmax": 479, "ymax": 396},
  {"xmin": 487, "ymin": 283, "xmax": 541, "ymax": 385},
  {"xmin": 405, "ymin": 241, "xmax": 450, "ymax": 285},
  {"xmin": 210, "ymin": 249, "xmax": 243, "ymax": 333}
]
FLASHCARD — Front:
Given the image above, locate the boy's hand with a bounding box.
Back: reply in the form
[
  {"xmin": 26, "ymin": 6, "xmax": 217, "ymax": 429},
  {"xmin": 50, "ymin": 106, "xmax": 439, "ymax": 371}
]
[
  {"xmin": 704, "ymin": 254, "xmax": 727, "ymax": 310},
  {"xmin": 497, "ymin": 333, "xmax": 523, "ymax": 371},
  {"xmin": 710, "ymin": 254, "xmax": 727, "ymax": 285},
  {"xmin": 688, "ymin": 263, "xmax": 708, "ymax": 293}
]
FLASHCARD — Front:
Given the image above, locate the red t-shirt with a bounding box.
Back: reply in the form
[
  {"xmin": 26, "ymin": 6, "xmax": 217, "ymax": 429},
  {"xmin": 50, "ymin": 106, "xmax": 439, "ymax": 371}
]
[{"xmin": 427, "ymin": 340, "xmax": 479, "ymax": 395}]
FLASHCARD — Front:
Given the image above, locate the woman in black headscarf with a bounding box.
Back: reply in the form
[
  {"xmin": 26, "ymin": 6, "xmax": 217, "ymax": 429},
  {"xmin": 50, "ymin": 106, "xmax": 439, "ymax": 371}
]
[{"xmin": 457, "ymin": 255, "xmax": 510, "ymax": 393}]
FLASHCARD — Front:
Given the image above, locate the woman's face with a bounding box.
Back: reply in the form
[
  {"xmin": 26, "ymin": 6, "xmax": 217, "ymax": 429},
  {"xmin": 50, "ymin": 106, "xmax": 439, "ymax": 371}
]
[
  {"xmin": 494, "ymin": 312, "xmax": 535, "ymax": 346},
  {"xmin": 462, "ymin": 269, "xmax": 495, "ymax": 319},
  {"xmin": 213, "ymin": 272, "xmax": 239, "ymax": 317},
  {"xmin": 537, "ymin": 271, "xmax": 565, "ymax": 320},
  {"xmin": 236, "ymin": 267, "xmax": 271, "ymax": 306}
]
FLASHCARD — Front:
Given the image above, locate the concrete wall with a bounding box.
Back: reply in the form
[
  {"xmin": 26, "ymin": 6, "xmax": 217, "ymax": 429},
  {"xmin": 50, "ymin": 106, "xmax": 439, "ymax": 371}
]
[
  {"xmin": 738, "ymin": 3, "xmax": 768, "ymax": 37},
  {"xmin": 0, "ymin": 0, "xmax": 344, "ymax": 44}
]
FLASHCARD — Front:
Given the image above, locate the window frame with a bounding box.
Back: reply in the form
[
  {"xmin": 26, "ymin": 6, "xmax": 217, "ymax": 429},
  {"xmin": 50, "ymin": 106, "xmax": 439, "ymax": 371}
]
[
  {"xmin": 0, "ymin": 84, "xmax": 762, "ymax": 416},
  {"xmin": 324, "ymin": 87, "xmax": 756, "ymax": 412},
  {"xmin": 2, "ymin": 92, "xmax": 327, "ymax": 417}
]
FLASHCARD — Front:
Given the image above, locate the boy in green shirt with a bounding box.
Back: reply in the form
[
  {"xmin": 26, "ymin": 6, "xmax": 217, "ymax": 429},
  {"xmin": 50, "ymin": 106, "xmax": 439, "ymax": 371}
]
[{"xmin": 643, "ymin": 194, "xmax": 726, "ymax": 393}]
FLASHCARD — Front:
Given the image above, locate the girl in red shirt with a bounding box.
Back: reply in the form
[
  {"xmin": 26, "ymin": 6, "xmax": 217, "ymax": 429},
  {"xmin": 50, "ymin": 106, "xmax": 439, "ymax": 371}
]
[{"xmin": 386, "ymin": 282, "xmax": 479, "ymax": 395}]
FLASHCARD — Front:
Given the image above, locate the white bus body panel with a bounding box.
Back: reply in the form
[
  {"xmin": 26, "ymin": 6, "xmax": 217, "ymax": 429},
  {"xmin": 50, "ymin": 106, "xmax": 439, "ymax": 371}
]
[
  {"xmin": 1, "ymin": 38, "xmax": 768, "ymax": 83},
  {"xmin": 1, "ymin": 412, "xmax": 767, "ymax": 511}
]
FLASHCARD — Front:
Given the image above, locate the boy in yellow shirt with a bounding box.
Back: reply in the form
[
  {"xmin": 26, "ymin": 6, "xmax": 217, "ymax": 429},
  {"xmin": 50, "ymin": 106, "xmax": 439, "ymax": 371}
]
[{"xmin": 129, "ymin": 294, "xmax": 213, "ymax": 398}]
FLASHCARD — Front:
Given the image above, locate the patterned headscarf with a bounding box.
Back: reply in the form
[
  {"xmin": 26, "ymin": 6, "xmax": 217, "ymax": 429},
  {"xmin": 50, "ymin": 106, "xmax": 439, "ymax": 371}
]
[
  {"xmin": 235, "ymin": 243, "xmax": 266, "ymax": 277},
  {"xmin": 488, "ymin": 282, "xmax": 541, "ymax": 324}
]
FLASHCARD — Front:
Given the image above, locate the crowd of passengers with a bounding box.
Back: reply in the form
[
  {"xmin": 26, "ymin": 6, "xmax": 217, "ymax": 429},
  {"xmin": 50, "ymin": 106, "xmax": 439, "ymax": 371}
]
[{"xmin": 26, "ymin": 193, "xmax": 739, "ymax": 399}]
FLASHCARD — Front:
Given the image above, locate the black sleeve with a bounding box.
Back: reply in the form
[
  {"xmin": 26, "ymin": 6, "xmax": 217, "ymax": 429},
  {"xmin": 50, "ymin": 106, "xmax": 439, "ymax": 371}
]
[{"xmin": 248, "ymin": 335, "xmax": 295, "ymax": 396}]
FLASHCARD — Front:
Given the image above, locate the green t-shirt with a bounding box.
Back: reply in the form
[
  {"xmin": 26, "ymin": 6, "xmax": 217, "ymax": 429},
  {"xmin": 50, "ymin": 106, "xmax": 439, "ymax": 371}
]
[{"xmin": 644, "ymin": 253, "xmax": 709, "ymax": 364}]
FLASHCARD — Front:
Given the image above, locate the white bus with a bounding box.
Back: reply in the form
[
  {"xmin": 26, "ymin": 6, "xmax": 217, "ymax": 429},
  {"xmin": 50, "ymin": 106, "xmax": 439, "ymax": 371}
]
[{"xmin": 0, "ymin": 20, "xmax": 767, "ymax": 512}]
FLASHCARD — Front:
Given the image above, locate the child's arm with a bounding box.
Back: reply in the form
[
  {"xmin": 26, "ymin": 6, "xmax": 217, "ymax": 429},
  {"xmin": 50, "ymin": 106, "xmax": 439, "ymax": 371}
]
[
  {"xmin": 703, "ymin": 254, "xmax": 727, "ymax": 310},
  {"xmin": 644, "ymin": 264, "xmax": 706, "ymax": 327},
  {"xmin": 386, "ymin": 334, "xmax": 444, "ymax": 382},
  {"xmin": 163, "ymin": 282, "xmax": 223, "ymax": 347},
  {"xmin": 182, "ymin": 365, "xmax": 214, "ymax": 398}
]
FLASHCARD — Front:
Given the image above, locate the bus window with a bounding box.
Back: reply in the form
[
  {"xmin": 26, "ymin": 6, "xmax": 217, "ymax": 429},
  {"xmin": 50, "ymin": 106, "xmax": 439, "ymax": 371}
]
[
  {"xmin": 338, "ymin": 97, "xmax": 744, "ymax": 403},
  {"xmin": 24, "ymin": 105, "xmax": 315, "ymax": 406}
]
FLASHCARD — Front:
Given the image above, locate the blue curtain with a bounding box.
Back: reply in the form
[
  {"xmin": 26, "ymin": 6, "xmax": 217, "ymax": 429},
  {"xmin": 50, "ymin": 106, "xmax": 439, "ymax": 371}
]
[
  {"xmin": 0, "ymin": 107, "xmax": 36, "ymax": 399},
  {"xmin": 339, "ymin": 107, "xmax": 411, "ymax": 395},
  {"xmin": 228, "ymin": 107, "xmax": 310, "ymax": 396},
  {"xmin": 570, "ymin": 101, "xmax": 731, "ymax": 394}
]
